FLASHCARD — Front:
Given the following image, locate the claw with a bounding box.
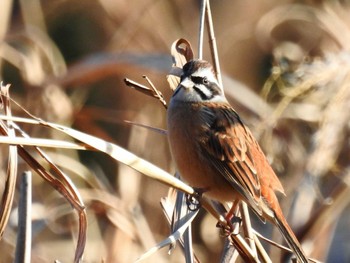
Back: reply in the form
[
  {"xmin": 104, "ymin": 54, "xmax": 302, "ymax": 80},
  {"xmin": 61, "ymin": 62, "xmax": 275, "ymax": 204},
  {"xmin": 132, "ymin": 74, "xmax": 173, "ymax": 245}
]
[
  {"xmin": 216, "ymin": 215, "xmax": 242, "ymax": 236},
  {"xmin": 185, "ymin": 188, "xmax": 204, "ymax": 211}
]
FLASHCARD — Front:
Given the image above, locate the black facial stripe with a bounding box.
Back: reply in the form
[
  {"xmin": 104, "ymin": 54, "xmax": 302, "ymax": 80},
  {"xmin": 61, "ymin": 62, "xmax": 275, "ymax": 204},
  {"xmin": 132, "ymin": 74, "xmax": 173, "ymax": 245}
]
[
  {"xmin": 193, "ymin": 86, "xmax": 210, "ymax": 100},
  {"xmin": 191, "ymin": 76, "xmax": 205, "ymax": 85},
  {"xmin": 207, "ymin": 83, "xmax": 221, "ymax": 97},
  {"xmin": 192, "ymin": 81, "xmax": 223, "ymax": 101}
]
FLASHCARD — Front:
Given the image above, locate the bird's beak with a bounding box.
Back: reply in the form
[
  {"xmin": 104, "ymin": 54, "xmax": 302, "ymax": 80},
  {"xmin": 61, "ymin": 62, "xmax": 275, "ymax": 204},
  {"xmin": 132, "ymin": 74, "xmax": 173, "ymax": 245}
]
[{"xmin": 179, "ymin": 77, "xmax": 193, "ymax": 89}]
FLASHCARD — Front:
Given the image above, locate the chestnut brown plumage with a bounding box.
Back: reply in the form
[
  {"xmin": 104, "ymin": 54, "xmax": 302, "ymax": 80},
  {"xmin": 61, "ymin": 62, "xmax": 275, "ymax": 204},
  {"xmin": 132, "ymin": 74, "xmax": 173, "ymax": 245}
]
[{"xmin": 167, "ymin": 60, "xmax": 308, "ymax": 263}]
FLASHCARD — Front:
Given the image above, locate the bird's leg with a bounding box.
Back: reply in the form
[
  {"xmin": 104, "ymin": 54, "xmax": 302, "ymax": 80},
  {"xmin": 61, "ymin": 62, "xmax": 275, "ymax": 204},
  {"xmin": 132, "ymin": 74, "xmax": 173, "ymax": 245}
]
[
  {"xmin": 217, "ymin": 200, "xmax": 242, "ymax": 236},
  {"xmin": 185, "ymin": 187, "xmax": 207, "ymax": 211}
]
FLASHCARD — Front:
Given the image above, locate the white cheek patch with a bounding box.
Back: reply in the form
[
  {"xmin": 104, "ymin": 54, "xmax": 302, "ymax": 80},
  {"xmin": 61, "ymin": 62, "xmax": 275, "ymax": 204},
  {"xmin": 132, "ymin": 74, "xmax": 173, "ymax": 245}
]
[
  {"xmin": 179, "ymin": 78, "xmax": 193, "ymax": 89},
  {"xmin": 195, "ymin": 84, "xmax": 212, "ymax": 98}
]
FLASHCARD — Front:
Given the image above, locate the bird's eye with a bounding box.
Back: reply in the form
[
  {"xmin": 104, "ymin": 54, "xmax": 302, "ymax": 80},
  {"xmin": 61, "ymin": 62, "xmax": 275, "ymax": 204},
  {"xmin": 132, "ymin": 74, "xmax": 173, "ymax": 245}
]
[{"xmin": 191, "ymin": 76, "xmax": 209, "ymax": 85}]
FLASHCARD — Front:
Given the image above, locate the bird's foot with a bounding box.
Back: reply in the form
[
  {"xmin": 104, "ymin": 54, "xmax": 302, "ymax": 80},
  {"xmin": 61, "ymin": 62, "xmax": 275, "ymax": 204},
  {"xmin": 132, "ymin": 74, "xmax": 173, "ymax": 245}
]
[
  {"xmin": 185, "ymin": 188, "xmax": 205, "ymax": 211},
  {"xmin": 217, "ymin": 215, "xmax": 242, "ymax": 237}
]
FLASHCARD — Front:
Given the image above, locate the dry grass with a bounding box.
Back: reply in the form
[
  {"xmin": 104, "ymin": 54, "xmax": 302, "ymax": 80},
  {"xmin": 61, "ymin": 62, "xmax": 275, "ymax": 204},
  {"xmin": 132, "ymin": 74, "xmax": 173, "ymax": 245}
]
[{"xmin": 0, "ymin": 0, "xmax": 349, "ymax": 262}]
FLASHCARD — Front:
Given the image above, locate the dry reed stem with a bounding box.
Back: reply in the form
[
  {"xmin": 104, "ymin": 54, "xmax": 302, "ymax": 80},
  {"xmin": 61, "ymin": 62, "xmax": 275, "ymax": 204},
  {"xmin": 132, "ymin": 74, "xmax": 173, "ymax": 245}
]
[
  {"xmin": 0, "ymin": 135, "xmax": 88, "ymax": 150},
  {"xmin": 135, "ymin": 209, "xmax": 199, "ymax": 262},
  {"xmin": 170, "ymin": 189, "xmax": 198, "ymax": 263},
  {"xmin": 0, "ymin": 86, "xmax": 86, "ymax": 263},
  {"xmin": 204, "ymin": 0, "xmax": 222, "ymax": 88},
  {"xmin": 198, "ymin": 0, "xmax": 206, "ymax": 60},
  {"xmin": 14, "ymin": 171, "xmax": 32, "ymax": 263},
  {"xmin": 161, "ymin": 191, "xmax": 201, "ymax": 263},
  {"xmin": 253, "ymin": 234, "xmax": 272, "ymax": 263},
  {"xmin": 0, "ymin": 84, "xmax": 18, "ymax": 239},
  {"xmin": 240, "ymin": 203, "xmax": 258, "ymax": 258},
  {"xmin": 2, "ymin": 92, "xmax": 195, "ymax": 196},
  {"xmin": 0, "ymin": 113, "xmax": 194, "ymax": 202}
]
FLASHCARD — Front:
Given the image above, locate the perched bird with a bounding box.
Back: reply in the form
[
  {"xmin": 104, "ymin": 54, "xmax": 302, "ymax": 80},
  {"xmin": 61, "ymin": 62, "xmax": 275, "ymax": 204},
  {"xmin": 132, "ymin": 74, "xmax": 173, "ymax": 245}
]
[{"xmin": 167, "ymin": 59, "xmax": 308, "ymax": 263}]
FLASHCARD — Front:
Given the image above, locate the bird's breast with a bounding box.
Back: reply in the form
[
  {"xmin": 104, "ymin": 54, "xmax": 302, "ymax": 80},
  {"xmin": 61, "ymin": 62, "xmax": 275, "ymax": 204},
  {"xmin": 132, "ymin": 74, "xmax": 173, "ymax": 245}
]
[{"xmin": 167, "ymin": 101, "xmax": 237, "ymax": 201}]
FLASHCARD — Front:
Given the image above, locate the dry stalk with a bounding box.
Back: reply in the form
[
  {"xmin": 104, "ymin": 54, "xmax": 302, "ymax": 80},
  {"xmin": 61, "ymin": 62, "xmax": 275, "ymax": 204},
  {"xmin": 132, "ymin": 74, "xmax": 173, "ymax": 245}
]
[
  {"xmin": 0, "ymin": 86, "xmax": 86, "ymax": 263},
  {"xmin": 124, "ymin": 77, "xmax": 167, "ymax": 109},
  {"xmin": 240, "ymin": 203, "xmax": 258, "ymax": 258},
  {"xmin": 198, "ymin": 0, "xmax": 206, "ymax": 60},
  {"xmin": 0, "ymin": 83, "xmax": 18, "ymax": 239},
  {"xmin": 204, "ymin": 0, "xmax": 222, "ymax": 87},
  {"xmin": 14, "ymin": 171, "xmax": 32, "ymax": 263}
]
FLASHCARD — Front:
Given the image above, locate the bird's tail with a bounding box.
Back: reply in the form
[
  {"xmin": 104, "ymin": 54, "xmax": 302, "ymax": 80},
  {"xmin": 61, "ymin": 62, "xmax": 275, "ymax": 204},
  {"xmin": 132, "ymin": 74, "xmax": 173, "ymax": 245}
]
[{"xmin": 274, "ymin": 210, "xmax": 309, "ymax": 263}]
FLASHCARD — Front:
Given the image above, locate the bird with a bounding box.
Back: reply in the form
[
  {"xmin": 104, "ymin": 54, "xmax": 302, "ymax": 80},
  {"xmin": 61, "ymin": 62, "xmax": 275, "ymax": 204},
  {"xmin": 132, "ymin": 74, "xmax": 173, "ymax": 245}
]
[{"xmin": 166, "ymin": 59, "xmax": 308, "ymax": 263}]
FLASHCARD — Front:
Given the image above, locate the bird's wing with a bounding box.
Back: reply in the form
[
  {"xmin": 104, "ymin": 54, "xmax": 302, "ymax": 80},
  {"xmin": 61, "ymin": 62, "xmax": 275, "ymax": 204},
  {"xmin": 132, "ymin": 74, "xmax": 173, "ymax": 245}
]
[{"xmin": 198, "ymin": 104, "xmax": 284, "ymax": 215}]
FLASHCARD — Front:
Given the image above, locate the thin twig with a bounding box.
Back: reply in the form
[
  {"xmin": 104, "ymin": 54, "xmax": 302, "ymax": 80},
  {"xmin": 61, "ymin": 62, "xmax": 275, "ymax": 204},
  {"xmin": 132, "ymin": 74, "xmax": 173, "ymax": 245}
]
[
  {"xmin": 253, "ymin": 234, "xmax": 272, "ymax": 263},
  {"xmin": 142, "ymin": 75, "xmax": 168, "ymax": 109},
  {"xmin": 14, "ymin": 171, "xmax": 32, "ymax": 263},
  {"xmin": 253, "ymin": 229, "xmax": 292, "ymax": 253},
  {"xmin": 205, "ymin": 0, "xmax": 223, "ymax": 87},
  {"xmin": 124, "ymin": 78, "xmax": 153, "ymax": 96},
  {"xmin": 124, "ymin": 77, "xmax": 167, "ymax": 109},
  {"xmin": 254, "ymin": 228, "xmax": 321, "ymax": 263},
  {"xmin": 124, "ymin": 120, "xmax": 167, "ymax": 135},
  {"xmin": 198, "ymin": 0, "xmax": 206, "ymax": 59}
]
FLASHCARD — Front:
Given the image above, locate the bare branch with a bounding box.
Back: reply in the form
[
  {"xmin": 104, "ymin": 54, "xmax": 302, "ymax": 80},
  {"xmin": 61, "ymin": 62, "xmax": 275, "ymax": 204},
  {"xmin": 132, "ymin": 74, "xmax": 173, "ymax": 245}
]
[{"xmin": 124, "ymin": 77, "xmax": 167, "ymax": 109}]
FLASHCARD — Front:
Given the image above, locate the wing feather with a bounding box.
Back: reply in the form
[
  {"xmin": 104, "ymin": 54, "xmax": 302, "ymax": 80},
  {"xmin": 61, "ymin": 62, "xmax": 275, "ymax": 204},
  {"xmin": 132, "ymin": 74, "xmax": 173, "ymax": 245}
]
[{"xmin": 198, "ymin": 104, "xmax": 269, "ymax": 214}]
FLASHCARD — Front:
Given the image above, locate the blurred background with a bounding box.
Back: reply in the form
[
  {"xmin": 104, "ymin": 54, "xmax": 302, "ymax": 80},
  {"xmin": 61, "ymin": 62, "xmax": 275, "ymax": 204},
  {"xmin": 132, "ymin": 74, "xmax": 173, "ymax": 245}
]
[{"xmin": 0, "ymin": 0, "xmax": 350, "ymax": 262}]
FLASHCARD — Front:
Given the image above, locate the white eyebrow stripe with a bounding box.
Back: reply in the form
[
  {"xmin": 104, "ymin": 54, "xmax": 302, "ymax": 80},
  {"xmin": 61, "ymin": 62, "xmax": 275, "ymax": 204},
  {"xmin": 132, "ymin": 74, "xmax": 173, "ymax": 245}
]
[
  {"xmin": 191, "ymin": 67, "xmax": 219, "ymax": 84},
  {"xmin": 191, "ymin": 67, "xmax": 211, "ymax": 77}
]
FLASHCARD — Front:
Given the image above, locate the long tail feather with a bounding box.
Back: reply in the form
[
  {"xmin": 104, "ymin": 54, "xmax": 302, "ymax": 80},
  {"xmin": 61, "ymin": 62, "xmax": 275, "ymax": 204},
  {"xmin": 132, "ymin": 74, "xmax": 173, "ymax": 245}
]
[{"xmin": 274, "ymin": 212, "xmax": 309, "ymax": 263}]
